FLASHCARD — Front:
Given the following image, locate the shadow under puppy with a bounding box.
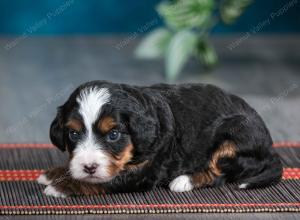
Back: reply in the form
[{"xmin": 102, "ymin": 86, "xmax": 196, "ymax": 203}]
[{"xmin": 37, "ymin": 81, "xmax": 283, "ymax": 197}]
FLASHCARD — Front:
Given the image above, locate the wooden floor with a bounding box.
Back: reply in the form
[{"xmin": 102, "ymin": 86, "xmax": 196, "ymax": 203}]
[{"xmin": 0, "ymin": 35, "xmax": 299, "ymax": 219}]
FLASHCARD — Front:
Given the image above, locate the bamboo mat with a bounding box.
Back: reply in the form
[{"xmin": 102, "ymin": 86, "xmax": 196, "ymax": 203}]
[{"xmin": 0, "ymin": 142, "xmax": 300, "ymax": 215}]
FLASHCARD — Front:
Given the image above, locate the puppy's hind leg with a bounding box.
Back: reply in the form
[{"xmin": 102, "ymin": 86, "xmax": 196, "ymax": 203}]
[
  {"xmin": 191, "ymin": 141, "xmax": 237, "ymax": 189},
  {"xmin": 213, "ymin": 114, "xmax": 283, "ymax": 189},
  {"xmin": 169, "ymin": 141, "xmax": 237, "ymax": 192}
]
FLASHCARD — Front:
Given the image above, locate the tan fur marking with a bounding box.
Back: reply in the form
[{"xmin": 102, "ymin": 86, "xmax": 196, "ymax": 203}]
[
  {"xmin": 192, "ymin": 141, "xmax": 237, "ymax": 187},
  {"xmin": 65, "ymin": 119, "xmax": 82, "ymax": 132},
  {"xmin": 108, "ymin": 144, "xmax": 134, "ymax": 176},
  {"xmin": 77, "ymin": 183, "xmax": 105, "ymax": 195},
  {"xmin": 45, "ymin": 167, "xmax": 105, "ymax": 196},
  {"xmin": 114, "ymin": 144, "xmax": 134, "ymax": 168},
  {"xmin": 98, "ymin": 116, "xmax": 117, "ymax": 134},
  {"xmin": 125, "ymin": 160, "xmax": 149, "ymax": 171}
]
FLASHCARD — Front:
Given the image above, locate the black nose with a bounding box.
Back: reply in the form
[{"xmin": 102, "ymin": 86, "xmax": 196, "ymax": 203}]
[{"xmin": 83, "ymin": 163, "xmax": 99, "ymax": 175}]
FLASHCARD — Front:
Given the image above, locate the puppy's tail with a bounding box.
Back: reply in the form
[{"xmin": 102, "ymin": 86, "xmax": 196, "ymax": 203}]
[{"xmin": 237, "ymin": 151, "xmax": 283, "ymax": 189}]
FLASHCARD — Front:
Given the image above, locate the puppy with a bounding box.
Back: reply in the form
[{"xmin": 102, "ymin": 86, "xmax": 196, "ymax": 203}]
[{"xmin": 37, "ymin": 81, "xmax": 283, "ymax": 197}]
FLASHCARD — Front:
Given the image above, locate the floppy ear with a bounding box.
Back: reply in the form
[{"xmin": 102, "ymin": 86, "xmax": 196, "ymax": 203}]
[
  {"xmin": 128, "ymin": 113, "xmax": 158, "ymax": 158},
  {"xmin": 127, "ymin": 97, "xmax": 175, "ymax": 158},
  {"xmin": 49, "ymin": 108, "xmax": 66, "ymax": 151}
]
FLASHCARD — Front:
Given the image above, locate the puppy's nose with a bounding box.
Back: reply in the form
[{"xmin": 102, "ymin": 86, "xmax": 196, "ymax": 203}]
[{"xmin": 83, "ymin": 163, "xmax": 99, "ymax": 175}]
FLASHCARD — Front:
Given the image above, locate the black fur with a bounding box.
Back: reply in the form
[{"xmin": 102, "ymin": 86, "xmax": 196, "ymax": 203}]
[
  {"xmin": 49, "ymin": 108, "xmax": 66, "ymax": 151},
  {"xmin": 50, "ymin": 81, "xmax": 283, "ymax": 192}
]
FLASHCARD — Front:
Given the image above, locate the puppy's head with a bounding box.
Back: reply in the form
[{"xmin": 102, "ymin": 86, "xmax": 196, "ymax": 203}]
[{"xmin": 50, "ymin": 82, "xmax": 157, "ymax": 183}]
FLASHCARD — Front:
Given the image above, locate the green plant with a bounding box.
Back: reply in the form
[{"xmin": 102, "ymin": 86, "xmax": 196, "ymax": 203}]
[{"xmin": 135, "ymin": 0, "xmax": 252, "ymax": 81}]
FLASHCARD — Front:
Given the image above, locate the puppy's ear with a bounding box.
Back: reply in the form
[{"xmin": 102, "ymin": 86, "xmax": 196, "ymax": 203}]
[
  {"xmin": 50, "ymin": 107, "xmax": 66, "ymax": 151},
  {"xmin": 128, "ymin": 113, "xmax": 157, "ymax": 150},
  {"xmin": 127, "ymin": 100, "xmax": 174, "ymax": 157}
]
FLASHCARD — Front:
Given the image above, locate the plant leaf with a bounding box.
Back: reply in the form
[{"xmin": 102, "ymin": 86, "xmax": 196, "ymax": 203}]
[
  {"xmin": 135, "ymin": 28, "xmax": 172, "ymax": 59},
  {"xmin": 195, "ymin": 39, "xmax": 218, "ymax": 68},
  {"xmin": 157, "ymin": 0, "xmax": 215, "ymax": 30},
  {"xmin": 165, "ymin": 30, "xmax": 198, "ymax": 81},
  {"xmin": 220, "ymin": 0, "xmax": 252, "ymax": 24}
]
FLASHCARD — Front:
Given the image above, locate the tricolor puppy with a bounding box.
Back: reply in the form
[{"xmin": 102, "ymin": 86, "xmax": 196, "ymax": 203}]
[{"xmin": 38, "ymin": 81, "xmax": 283, "ymax": 197}]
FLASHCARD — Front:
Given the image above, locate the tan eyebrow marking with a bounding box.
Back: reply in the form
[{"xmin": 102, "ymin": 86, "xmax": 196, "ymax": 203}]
[
  {"xmin": 98, "ymin": 116, "xmax": 117, "ymax": 133},
  {"xmin": 65, "ymin": 119, "xmax": 83, "ymax": 132}
]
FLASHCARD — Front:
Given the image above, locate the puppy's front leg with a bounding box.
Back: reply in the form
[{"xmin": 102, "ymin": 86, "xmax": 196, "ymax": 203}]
[{"xmin": 37, "ymin": 167, "xmax": 105, "ymax": 198}]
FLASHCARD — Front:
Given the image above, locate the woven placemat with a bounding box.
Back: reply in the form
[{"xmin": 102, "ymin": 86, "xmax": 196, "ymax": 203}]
[{"xmin": 0, "ymin": 142, "xmax": 300, "ymax": 215}]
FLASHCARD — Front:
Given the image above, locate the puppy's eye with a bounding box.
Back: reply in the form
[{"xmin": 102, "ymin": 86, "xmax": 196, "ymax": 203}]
[
  {"xmin": 69, "ymin": 130, "xmax": 80, "ymax": 142},
  {"xmin": 106, "ymin": 129, "xmax": 121, "ymax": 142}
]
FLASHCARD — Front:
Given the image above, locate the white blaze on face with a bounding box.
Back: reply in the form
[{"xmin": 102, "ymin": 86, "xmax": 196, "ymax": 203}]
[{"xmin": 69, "ymin": 87, "xmax": 111, "ymax": 183}]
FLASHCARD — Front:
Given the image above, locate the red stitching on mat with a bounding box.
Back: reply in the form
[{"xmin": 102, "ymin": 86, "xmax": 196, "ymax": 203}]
[
  {"xmin": 0, "ymin": 169, "xmax": 299, "ymax": 181},
  {"xmin": 0, "ymin": 143, "xmax": 54, "ymax": 148},
  {"xmin": 0, "ymin": 141, "xmax": 300, "ymax": 148},
  {"xmin": 0, "ymin": 170, "xmax": 44, "ymax": 181},
  {"xmin": 1, "ymin": 203, "xmax": 300, "ymax": 210},
  {"xmin": 273, "ymin": 142, "xmax": 300, "ymax": 148}
]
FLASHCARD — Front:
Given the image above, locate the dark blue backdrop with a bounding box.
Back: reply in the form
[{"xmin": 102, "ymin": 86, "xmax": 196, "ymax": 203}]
[{"xmin": 0, "ymin": 0, "xmax": 299, "ymax": 34}]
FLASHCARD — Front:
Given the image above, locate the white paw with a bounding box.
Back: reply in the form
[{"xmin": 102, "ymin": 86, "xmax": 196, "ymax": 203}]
[
  {"xmin": 36, "ymin": 174, "xmax": 52, "ymax": 186},
  {"xmin": 44, "ymin": 185, "xmax": 67, "ymax": 198},
  {"xmin": 37, "ymin": 174, "xmax": 52, "ymax": 185},
  {"xmin": 238, "ymin": 183, "xmax": 249, "ymax": 189},
  {"xmin": 169, "ymin": 175, "xmax": 194, "ymax": 192}
]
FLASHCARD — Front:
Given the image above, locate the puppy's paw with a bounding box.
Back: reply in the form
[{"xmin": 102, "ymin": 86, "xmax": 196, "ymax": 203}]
[
  {"xmin": 238, "ymin": 183, "xmax": 249, "ymax": 189},
  {"xmin": 37, "ymin": 174, "xmax": 52, "ymax": 185},
  {"xmin": 44, "ymin": 185, "xmax": 67, "ymax": 198},
  {"xmin": 169, "ymin": 175, "xmax": 194, "ymax": 192}
]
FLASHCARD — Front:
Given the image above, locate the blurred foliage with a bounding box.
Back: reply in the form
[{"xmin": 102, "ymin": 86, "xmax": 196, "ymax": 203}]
[{"xmin": 135, "ymin": 0, "xmax": 252, "ymax": 81}]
